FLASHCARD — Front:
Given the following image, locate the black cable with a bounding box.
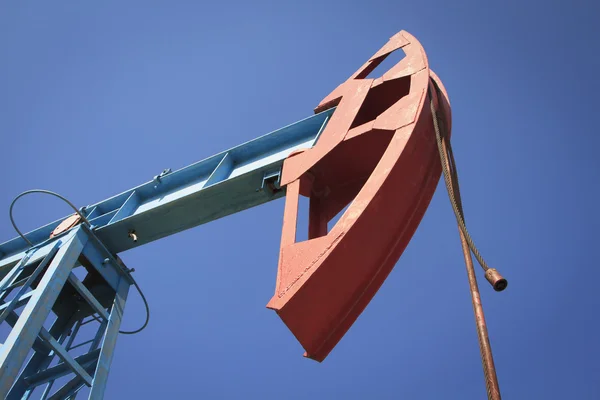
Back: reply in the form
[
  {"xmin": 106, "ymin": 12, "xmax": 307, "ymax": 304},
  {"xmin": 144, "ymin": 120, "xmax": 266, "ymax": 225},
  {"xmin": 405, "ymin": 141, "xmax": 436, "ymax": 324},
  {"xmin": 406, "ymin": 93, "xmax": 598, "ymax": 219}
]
[
  {"xmin": 116, "ymin": 270, "xmax": 150, "ymax": 335},
  {"xmin": 9, "ymin": 189, "xmax": 91, "ymax": 246},
  {"xmin": 9, "ymin": 189, "xmax": 150, "ymax": 335}
]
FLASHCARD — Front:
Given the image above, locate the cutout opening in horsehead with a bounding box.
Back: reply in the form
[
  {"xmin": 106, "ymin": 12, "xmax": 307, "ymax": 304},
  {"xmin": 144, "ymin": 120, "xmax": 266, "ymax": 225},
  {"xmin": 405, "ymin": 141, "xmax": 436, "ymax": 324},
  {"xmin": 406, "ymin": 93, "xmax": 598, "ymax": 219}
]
[
  {"xmin": 357, "ymin": 47, "xmax": 407, "ymax": 80},
  {"xmin": 294, "ymin": 73, "xmax": 413, "ymax": 242}
]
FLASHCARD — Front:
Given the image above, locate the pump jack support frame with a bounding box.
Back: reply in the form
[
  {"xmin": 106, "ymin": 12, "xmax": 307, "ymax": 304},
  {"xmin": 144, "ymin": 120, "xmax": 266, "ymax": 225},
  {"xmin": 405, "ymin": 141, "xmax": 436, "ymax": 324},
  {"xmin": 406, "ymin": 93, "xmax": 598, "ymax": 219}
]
[{"xmin": 0, "ymin": 225, "xmax": 132, "ymax": 399}]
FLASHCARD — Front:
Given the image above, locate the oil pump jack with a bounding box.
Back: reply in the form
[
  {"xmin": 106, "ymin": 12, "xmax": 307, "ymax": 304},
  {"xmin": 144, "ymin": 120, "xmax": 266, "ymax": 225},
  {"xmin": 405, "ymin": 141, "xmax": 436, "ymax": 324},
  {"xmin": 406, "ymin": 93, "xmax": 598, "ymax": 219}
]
[{"xmin": 0, "ymin": 30, "xmax": 507, "ymax": 399}]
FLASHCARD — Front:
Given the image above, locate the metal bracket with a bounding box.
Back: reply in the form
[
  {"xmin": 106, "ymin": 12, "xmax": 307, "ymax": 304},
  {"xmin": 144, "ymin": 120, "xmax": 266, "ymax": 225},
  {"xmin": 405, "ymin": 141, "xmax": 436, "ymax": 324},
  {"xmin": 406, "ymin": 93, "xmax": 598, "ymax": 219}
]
[
  {"xmin": 259, "ymin": 170, "xmax": 283, "ymax": 197},
  {"xmin": 153, "ymin": 168, "xmax": 172, "ymax": 184}
]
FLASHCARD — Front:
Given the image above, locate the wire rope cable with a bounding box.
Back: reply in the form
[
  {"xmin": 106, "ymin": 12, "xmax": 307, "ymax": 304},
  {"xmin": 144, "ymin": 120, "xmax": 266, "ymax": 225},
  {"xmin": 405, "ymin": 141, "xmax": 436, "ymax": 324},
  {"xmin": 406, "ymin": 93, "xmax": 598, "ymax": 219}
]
[{"xmin": 428, "ymin": 82, "xmax": 493, "ymax": 274}]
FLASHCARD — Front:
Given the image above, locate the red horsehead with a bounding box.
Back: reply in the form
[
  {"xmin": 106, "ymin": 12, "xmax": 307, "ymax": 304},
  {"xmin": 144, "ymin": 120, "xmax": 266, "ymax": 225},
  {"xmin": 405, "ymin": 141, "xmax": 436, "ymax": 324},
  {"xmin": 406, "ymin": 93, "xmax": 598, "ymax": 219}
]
[{"xmin": 267, "ymin": 30, "xmax": 452, "ymax": 362}]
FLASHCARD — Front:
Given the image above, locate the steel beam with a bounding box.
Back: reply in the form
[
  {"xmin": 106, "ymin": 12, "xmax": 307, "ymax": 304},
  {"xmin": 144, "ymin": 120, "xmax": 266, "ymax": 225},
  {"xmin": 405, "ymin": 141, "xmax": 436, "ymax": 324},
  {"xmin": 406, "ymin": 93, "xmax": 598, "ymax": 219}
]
[
  {"xmin": 0, "ymin": 109, "xmax": 334, "ymax": 261},
  {"xmin": 0, "ymin": 229, "xmax": 87, "ymax": 395},
  {"xmin": 23, "ymin": 349, "xmax": 100, "ymax": 389},
  {"xmin": 37, "ymin": 329, "xmax": 94, "ymax": 387},
  {"xmin": 66, "ymin": 274, "xmax": 110, "ymax": 320},
  {"xmin": 7, "ymin": 310, "xmax": 78, "ymax": 400},
  {"xmin": 88, "ymin": 276, "xmax": 129, "ymax": 399},
  {"xmin": 0, "ymin": 243, "xmax": 60, "ymax": 325},
  {"xmin": 0, "ymin": 226, "xmax": 133, "ymax": 399}
]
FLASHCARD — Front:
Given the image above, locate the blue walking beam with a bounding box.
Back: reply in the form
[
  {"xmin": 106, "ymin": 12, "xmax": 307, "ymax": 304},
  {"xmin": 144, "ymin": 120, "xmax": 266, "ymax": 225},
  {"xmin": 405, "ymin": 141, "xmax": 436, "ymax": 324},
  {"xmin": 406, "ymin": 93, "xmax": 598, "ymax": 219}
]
[
  {"xmin": 0, "ymin": 111, "xmax": 332, "ymax": 398},
  {"xmin": 0, "ymin": 109, "xmax": 333, "ymax": 263}
]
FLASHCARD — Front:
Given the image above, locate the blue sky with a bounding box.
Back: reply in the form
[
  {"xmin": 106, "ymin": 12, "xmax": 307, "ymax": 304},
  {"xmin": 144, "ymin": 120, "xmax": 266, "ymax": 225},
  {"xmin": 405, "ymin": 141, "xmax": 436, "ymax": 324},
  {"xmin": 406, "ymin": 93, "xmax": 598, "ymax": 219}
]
[{"xmin": 1, "ymin": 1, "xmax": 599, "ymax": 398}]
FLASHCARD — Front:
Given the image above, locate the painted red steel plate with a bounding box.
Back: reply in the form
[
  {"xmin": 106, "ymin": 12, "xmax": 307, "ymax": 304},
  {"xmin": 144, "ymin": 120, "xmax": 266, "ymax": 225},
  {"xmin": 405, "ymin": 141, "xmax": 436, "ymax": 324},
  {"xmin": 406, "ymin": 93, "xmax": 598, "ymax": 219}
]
[{"xmin": 267, "ymin": 30, "xmax": 452, "ymax": 362}]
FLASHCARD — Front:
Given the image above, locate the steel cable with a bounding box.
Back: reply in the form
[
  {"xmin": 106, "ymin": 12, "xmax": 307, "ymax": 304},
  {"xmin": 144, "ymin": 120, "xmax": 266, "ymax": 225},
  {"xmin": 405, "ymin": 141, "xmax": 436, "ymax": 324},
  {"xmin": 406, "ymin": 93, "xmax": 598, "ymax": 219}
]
[
  {"xmin": 428, "ymin": 83, "xmax": 492, "ymax": 273},
  {"xmin": 428, "ymin": 79, "xmax": 502, "ymax": 400}
]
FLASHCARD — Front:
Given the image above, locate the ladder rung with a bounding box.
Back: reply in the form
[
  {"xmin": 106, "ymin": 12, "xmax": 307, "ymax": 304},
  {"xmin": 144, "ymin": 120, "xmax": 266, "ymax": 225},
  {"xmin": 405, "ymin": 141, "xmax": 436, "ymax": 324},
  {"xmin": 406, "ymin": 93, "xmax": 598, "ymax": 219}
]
[
  {"xmin": 24, "ymin": 349, "xmax": 100, "ymax": 388},
  {"xmin": 0, "ymin": 291, "xmax": 35, "ymax": 313},
  {"xmin": 38, "ymin": 328, "xmax": 93, "ymax": 387},
  {"xmin": 2, "ymin": 275, "xmax": 30, "ymax": 292},
  {"xmin": 0, "ymin": 251, "xmax": 34, "ymax": 292},
  {"xmin": 0, "ymin": 244, "xmax": 60, "ymax": 326}
]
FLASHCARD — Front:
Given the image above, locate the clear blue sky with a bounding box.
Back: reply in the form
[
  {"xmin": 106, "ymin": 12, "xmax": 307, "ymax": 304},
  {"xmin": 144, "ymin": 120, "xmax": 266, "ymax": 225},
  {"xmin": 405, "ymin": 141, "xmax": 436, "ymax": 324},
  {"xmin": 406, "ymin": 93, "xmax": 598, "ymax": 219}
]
[{"xmin": 1, "ymin": 1, "xmax": 599, "ymax": 398}]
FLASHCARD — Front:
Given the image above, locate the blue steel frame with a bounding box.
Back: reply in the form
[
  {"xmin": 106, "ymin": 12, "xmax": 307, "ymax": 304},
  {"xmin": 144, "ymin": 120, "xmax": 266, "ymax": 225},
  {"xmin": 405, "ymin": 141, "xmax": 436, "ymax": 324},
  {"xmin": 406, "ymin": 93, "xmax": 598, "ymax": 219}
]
[
  {"xmin": 0, "ymin": 110, "xmax": 333, "ymax": 398},
  {"xmin": 0, "ymin": 224, "xmax": 132, "ymax": 399}
]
